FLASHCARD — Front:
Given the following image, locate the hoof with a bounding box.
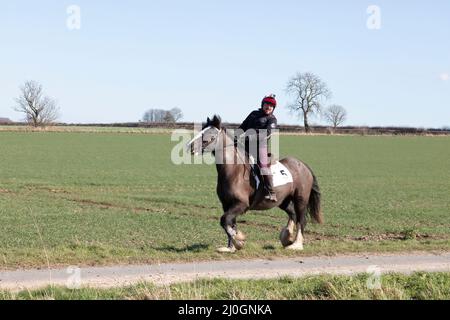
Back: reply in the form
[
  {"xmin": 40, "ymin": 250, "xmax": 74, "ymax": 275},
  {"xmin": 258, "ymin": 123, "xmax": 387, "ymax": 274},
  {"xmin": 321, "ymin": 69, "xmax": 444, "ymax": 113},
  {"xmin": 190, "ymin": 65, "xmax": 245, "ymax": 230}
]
[
  {"xmin": 232, "ymin": 237, "xmax": 245, "ymax": 250},
  {"xmin": 280, "ymin": 227, "xmax": 295, "ymax": 247},
  {"xmin": 286, "ymin": 243, "xmax": 304, "ymax": 251},
  {"xmin": 235, "ymin": 230, "xmax": 246, "ymax": 241},
  {"xmin": 217, "ymin": 246, "xmax": 236, "ymax": 253}
]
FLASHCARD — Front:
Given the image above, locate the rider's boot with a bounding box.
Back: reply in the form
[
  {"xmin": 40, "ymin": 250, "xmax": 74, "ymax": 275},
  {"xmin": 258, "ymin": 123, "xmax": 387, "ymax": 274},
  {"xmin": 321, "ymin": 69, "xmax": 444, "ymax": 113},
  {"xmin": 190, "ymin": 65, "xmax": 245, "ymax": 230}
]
[{"xmin": 263, "ymin": 174, "xmax": 277, "ymax": 202}]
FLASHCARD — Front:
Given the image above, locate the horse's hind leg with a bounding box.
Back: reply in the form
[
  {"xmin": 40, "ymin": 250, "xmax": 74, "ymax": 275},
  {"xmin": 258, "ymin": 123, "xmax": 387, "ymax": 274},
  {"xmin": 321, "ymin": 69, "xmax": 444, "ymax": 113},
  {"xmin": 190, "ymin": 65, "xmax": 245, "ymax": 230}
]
[
  {"xmin": 279, "ymin": 201, "xmax": 296, "ymax": 247},
  {"xmin": 217, "ymin": 203, "xmax": 247, "ymax": 253},
  {"xmin": 286, "ymin": 198, "xmax": 307, "ymax": 251}
]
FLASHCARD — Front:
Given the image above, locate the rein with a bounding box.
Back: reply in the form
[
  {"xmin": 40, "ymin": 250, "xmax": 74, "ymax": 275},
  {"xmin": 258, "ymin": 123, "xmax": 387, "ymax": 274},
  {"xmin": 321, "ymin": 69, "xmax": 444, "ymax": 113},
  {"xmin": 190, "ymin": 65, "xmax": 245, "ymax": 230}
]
[{"xmin": 222, "ymin": 129, "xmax": 254, "ymax": 182}]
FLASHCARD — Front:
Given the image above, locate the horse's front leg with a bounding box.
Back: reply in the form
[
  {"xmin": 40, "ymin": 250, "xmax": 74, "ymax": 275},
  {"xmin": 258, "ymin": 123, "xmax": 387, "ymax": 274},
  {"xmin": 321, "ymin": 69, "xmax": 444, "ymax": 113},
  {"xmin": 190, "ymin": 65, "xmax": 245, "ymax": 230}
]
[
  {"xmin": 217, "ymin": 204, "xmax": 247, "ymax": 253},
  {"xmin": 280, "ymin": 218, "xmax": 296, "ymax": 247}
]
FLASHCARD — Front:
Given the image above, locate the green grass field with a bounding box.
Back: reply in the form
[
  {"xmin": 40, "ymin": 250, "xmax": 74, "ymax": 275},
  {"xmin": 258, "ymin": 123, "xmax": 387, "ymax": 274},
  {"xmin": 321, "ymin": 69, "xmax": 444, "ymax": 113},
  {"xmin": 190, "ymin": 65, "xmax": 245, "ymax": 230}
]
[
  {"xmin": 0, "ymin": 131, "xmax": 449, "ymax": 269},
  {"xmin": 2, "ymin": 272, "xmax": 449, "ymax": 300}
]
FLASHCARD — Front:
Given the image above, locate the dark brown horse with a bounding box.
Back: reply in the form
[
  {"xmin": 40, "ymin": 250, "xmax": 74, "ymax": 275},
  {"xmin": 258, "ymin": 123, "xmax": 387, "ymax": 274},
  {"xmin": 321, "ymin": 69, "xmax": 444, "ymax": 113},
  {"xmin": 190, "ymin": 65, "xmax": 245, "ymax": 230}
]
[{"xmin": 188, "ymin": 115, "xmax": 323, "ymax": 253}]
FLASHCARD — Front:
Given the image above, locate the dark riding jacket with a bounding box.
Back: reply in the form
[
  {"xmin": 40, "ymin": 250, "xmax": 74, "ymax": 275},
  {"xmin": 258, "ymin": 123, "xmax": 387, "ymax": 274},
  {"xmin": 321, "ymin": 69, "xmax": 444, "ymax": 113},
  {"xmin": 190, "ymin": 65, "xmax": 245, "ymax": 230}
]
[
  {"xmin": 238, "ymin": 109, "xmax": 277, "ymax": 139},
  {"xmin": 238, "ymin": 109, "xmax": 277, "ymax": 168}
]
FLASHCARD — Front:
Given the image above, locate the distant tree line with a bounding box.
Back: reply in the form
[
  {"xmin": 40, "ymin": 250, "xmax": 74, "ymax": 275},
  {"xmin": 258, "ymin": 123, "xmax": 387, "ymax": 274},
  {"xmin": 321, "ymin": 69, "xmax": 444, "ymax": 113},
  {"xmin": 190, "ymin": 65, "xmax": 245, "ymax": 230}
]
[
  {"xmin": 142, "ymin": 107, "xmax": 183, "ymax": 123},
  {"xmin": 9, "ymin": 80, "xmax": 186, "ymax": 127},
  {"xmin": 15, "ymin": 77, "xmax": 449, "ymax": 133},
  {"xmin": 0, "ymin": 117, "xmax": 12, "ymax": 124}
]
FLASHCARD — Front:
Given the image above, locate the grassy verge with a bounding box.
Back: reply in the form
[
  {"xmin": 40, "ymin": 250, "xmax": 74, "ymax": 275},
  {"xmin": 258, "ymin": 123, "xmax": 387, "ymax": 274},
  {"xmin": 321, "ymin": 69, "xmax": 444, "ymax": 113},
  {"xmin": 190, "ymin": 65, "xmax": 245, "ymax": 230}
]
[{"xmin": 1, "ymin": 272, "xmax": 449, "ymax": 300}]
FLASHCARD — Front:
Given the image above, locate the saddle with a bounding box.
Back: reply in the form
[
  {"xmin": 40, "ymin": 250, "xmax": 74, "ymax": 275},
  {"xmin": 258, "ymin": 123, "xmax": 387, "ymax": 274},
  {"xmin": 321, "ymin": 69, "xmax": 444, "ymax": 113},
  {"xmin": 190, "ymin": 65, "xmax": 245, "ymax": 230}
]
[
  {"xmin": 248, "ymin": 153, "xmax": 293, "ymax": 190},
  {"xmin": 249, "ymin": 153, "xmax": 277, "ymax": 182}
]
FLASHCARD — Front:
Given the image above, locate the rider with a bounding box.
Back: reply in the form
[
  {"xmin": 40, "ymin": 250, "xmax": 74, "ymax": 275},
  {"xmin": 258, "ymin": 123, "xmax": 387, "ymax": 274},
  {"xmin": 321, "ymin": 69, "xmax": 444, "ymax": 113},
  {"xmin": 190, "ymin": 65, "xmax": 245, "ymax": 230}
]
[{"xmin": 238, "ymin": 94, "xmax": 278, "ymax": 202}]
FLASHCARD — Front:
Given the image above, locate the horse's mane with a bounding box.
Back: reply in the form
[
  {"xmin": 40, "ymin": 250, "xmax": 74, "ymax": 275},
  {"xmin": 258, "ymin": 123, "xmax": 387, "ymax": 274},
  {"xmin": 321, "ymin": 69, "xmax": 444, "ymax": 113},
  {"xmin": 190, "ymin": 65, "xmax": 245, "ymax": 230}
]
[
  {"xmin": 208, "ymin": 115, "xmax": 253, "ymax": 166},
  {"xmin": 220, "ymin": 126, "xmax": 254, "ymax": 168}
]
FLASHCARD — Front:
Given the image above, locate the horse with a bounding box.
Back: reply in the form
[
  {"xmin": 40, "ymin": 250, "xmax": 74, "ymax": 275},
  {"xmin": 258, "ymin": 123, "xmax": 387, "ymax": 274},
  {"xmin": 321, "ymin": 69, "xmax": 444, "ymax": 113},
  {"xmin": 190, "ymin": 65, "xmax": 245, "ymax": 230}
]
[{"xmin": 187, "ymin": 115, "xmax": 323, "ymax": 253}]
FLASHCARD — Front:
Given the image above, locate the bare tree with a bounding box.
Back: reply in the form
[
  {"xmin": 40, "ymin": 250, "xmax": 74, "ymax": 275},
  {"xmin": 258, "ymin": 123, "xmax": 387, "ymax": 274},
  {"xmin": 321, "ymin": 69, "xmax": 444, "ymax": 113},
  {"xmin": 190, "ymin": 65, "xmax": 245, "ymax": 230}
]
[
  {"xmin": 169, "ymin": 107, "xmax": 183, "ymax": 122},
  {"xmin": 324, "ymin": 104, "xmax": 347, "ymax": 129},
  {"xmin": 14, "ymin": 80, "xmax": 59, "ymax": 127},
  {"xmin": 286, "ymin": 72, "xmax": 331, "ymax": 133},
  {"xmin": 163, "ymin": 111, "xmax": 175, "ymax": 123}
]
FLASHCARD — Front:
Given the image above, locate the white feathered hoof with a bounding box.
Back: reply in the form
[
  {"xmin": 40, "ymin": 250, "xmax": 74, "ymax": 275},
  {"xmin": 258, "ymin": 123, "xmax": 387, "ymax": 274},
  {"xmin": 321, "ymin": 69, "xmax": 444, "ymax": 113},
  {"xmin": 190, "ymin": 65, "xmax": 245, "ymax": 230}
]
[
  {"xmin": 232, "ymin": 237, "xmax": 245, "ymax": 250},
  {"xmin": 216, "ymin": 246, "xmax": 236, "ymax": 253},
  {"xmin": 286, "ymin": 243, "xmax": 304, "ymax": 251},
  {"xmin": 280, "ymin": 227, "xmax": 295, "ymax": 247},
  {"xmin": 235, "ymin": 230, "xmax": 246, "ymax": 241}
]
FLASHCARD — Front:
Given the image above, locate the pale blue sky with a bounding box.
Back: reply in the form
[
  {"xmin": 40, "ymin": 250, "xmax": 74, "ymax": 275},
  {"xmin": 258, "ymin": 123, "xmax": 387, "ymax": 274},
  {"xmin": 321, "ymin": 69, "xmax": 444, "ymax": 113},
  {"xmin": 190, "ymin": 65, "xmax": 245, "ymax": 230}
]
[{"xmin": 1, "ymin": 0, "xmax": 449, "ymax": 127}]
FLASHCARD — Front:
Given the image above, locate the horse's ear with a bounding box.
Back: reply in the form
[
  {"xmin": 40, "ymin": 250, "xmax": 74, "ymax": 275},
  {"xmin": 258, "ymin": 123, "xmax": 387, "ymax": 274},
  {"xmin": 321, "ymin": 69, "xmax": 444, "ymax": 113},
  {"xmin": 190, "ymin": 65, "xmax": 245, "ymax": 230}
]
[
  {"xmin": 211, "ymin": 115, "xmax": 221, "ymax": 129},
  {"xmin": 206, "ymin": 117, "xmax": 211, "ymax": 124}
]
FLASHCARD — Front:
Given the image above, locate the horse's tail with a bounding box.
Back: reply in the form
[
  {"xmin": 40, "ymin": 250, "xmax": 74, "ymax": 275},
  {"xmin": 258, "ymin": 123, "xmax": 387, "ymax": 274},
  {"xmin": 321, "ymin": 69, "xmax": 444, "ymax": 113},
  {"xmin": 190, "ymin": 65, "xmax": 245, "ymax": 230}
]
[{"xmin": 308, "ymin": 170, "xmax": 323, "ymax": 224}]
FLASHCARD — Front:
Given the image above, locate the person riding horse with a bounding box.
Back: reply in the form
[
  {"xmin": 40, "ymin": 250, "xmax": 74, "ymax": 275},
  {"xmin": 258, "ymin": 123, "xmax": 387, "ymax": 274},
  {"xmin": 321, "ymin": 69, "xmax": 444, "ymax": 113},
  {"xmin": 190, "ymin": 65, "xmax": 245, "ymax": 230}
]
[
  {"xmin": 238, "ymin": 94, "xmax": 278, "ymax": 202},
  {"xmin": 187, "ymin": 113, "xmax": 322, "ymax": 252}
]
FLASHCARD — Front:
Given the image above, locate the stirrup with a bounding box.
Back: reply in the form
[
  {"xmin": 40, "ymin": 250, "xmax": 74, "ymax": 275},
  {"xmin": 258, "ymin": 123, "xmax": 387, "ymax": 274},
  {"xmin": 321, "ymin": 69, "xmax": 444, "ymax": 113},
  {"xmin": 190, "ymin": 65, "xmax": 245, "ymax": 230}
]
[{"xmin": 265, "ymin": 192, "xmax": 277, "ymax": 202}]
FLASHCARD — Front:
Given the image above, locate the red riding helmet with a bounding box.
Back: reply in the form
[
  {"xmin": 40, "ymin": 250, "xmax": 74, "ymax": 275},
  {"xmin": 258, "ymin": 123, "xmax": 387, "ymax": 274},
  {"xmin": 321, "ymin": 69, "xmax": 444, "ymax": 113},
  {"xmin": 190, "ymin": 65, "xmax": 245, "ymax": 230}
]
[{"xmin": 261, "ymin": 94, "xmax": 277, "ymax": 108}]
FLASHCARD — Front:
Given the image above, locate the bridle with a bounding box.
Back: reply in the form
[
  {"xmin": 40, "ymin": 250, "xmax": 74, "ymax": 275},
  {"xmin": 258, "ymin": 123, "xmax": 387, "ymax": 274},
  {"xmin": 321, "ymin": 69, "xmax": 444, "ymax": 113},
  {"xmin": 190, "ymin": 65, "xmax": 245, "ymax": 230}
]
[
  {"xmin": 185, "ymin": 125, "xmax": 222, "ymax": 152},
  {"xmin": 186, "ymin": 126, "xmax": 253, "ymax": 181},
  {"xmin": 186, "ymin": 126, "xmax": 245, "ymax": 161}
]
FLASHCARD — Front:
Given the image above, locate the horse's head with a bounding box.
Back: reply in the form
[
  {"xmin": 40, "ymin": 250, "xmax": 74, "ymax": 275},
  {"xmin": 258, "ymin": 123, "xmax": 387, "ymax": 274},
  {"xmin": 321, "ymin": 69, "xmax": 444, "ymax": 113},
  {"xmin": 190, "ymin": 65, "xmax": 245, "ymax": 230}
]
[{"xmin": 188, "ymin": 115, "xmax": 222, "ymax": 155}]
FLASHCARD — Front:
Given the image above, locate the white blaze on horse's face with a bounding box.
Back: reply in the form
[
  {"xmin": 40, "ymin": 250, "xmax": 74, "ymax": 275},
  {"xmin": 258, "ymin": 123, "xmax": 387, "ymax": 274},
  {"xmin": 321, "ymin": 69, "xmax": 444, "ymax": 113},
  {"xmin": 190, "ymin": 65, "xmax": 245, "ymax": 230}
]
[
  {"xmin": 186, "ymin": 126, "xmax": 221, "ymax": 155},
  {"xmin": 201, "ymin": 126, "xmax": 221, "ymax": 154}
]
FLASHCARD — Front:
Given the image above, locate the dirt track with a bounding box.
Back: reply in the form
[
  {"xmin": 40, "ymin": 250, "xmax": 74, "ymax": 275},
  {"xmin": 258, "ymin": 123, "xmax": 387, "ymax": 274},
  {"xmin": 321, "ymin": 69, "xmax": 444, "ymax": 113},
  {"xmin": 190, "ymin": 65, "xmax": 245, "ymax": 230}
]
[{"xmin": 1, "ymin": 252, "xmax": 449, "ymax": 291}]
